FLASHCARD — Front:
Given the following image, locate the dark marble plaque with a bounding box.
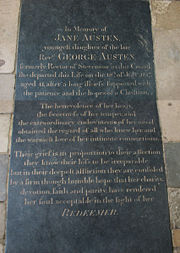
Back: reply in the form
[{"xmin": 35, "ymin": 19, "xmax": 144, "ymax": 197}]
[{"xmin": 6, "ymin": 0, "xmax": 173, "ymax": 252}]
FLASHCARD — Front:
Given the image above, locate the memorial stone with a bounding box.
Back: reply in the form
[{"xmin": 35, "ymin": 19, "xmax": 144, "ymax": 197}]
[{"xmin": 6, "ymin": 0, "xmax": 173, "ymax": 252}]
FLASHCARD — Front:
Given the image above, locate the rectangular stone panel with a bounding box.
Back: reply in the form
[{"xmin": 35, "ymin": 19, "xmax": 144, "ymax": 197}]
[
  {"xmin": 0, "ymin": 154, "xmax": 9, "ymax": 201},
  {"xmin": 6, "ymin": 0, "xmax": 173, "ymax": 252},
  {"xmin": 0, "ymin": 74, "xmax": 15, "ymax": 113},
  {"xmin": 0, "ymin": 0, "xmax": 21, "ymax": 73}
]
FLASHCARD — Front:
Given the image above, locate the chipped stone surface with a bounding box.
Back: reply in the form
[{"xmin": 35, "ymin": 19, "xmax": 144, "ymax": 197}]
[
  {"xmin": 0, "ymin": 0, "xmax": 21, "ymax": 73},
  {"xmin": 157, "ymin": 100, "xmax": 180, "ymax": 142},
  {"xmin": 0, "ymin": 203, "xmax": 5, "ymax": 241},
  {"xmin": 151, "ymin": 0, "xmax": 180, "ymax": 29},
  {"xmin": 0, "ymin": 75, "xmax": 15, "ymax": 113},
  {"xmin": 165, "ymin": 143, "xmax": 180, "ymax": 188},
  {"xmin": 153, "ymin": 29, "xmax": 180, "ymax": 100},
  {"xmin": 0, "ymin": 115, "xmax": 11, "ymax": 153},
  {"xmin": 151, "ymin": 0, "xmax": 171, "ymax": 15},
  {"xmin": 168, "ymin": 189, "xmax": 180, "ymax": 229},
  {"xmin": 173, "ymin": 230, "xmax": 180, "ymax": 247},
  {"xmin": 0, "ymin": 155, "xmax": 9, "ymax": 201}
]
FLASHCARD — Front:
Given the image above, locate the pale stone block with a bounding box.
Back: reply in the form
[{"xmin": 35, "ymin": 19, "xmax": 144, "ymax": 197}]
[
  {"xmin": 173, "ymin": 230, "xmax": 180, "ymax": 248},
  {"xmin": 0, "ymin": 244, "xmax": 3, "ymax": 253},
  {"xmin": 0, "ymin": 0, "xmax": 21, "ymax": 73},
  {"xmin": 174, "ymin": 248, "xmax": 180, "ymax": 253},
  {"xmin": 168, "ymin": 188, "xmax": 180, "ymax": 229},
  {"xmin": 0, "ymin": 155, "xmax": 8, "ymax": 201},
  {"xmin": 157, "ymin": 100, "xmax": 180, "ymax": 143},
  {"xmin": 0, "ymin": 75, "xmax": 15, "ymax": 113},
  {"xmin": 151, "ymin": 0, "xmax": 180, "ymax": 30},
  {"xmin": 165, "ymin": 144, "xmax": 180, "ymax": 188},
  {"xmin": 0, "ymin": 203, "xmax": 5, "ymax": 241},
  {"xmin": 0, "ymin": 115, "xmax": 11, "ymax": 153},
  {"xmin": 8, "ymin": 115, "xmax": 13, "ymax": 155},
  {"xmin": 153, "ymin": 29, "xmax": 180, "ymax": 100}
]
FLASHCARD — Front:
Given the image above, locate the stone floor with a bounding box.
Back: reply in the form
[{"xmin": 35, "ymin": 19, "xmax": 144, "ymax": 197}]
[{"xmin": 0, "ymin": 0, "xmax": 179, "ymax": 252}]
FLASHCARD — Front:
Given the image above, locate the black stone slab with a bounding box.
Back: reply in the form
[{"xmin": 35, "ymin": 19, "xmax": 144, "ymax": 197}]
[{"xmin": 6, "ymin": 0, "xmax": 173, "ymax": 252}]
